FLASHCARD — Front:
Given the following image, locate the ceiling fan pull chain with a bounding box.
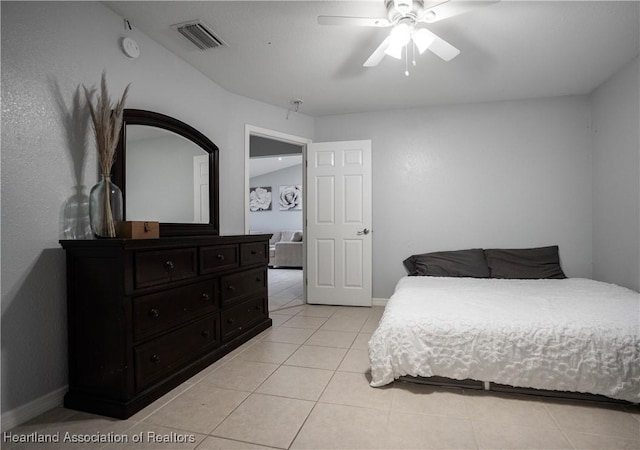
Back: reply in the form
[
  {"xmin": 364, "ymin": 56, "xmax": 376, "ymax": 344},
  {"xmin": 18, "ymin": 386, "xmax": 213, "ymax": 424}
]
[
  {"xmin": 412, "ymin": 41, "xmax": 417, "ymax": 67},
  {"xmin": 404, "ymin": 45, "xmax": 410, "ymax": 76}
]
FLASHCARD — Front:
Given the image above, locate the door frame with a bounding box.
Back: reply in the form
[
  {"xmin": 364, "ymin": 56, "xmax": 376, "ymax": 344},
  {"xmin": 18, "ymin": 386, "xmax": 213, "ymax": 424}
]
[
  {"xmin": 244, "ymin": 125, "xmax": 312, "ymax": 302},
  {"xmin": 193, "ymin": 154, "xmax": 209, "ymax": 223}
]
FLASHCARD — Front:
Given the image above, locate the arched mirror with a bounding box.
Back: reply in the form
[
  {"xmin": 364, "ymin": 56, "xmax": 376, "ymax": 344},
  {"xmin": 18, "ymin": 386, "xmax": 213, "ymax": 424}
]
[{"xmin": 112, "ymin": 109, "xmax": 219, "ymax": 237}]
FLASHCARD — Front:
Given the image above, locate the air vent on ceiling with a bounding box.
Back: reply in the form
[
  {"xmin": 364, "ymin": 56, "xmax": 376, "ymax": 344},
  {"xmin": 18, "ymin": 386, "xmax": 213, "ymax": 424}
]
[{"xmin": 172, "ymin": 20, "xmax": 227, "ymax": 50}]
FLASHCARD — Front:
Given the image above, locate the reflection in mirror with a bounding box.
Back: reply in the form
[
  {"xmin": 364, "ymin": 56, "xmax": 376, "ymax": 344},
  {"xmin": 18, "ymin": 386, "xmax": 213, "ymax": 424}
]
[{"xmin": 126, "ymin": 125, "xmax": 209, "ymax": 224}]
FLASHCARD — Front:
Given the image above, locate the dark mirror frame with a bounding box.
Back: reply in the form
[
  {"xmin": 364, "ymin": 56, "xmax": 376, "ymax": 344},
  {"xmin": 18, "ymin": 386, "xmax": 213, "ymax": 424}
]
[{"xmin": 112, "ymin": 109, "xmax": 220, "ymax": 237}]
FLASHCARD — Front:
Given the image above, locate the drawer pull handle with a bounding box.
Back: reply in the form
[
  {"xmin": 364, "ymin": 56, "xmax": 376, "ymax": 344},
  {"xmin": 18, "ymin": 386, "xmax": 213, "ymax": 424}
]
[
  {"xmin": 149, "ymin": 308, "xmax": 160, "ymax": 319},
  {"xmin": 202, "ymin": 330, "xmax": 210, "ymax": 337},
  {"xmin": 227, "ymin": 285, "xmax": 236, "ymax": 291},
  {"xmin": 250, "ymin": 250, "xmax": 257, "ymax": 255},
  {"xmin": 227, "ymin": 319, "xmax": 235, "ymax": 325},
  {"xmin": 255, "ymin": 305, "xmax": 261, "ymax": 310},
  {"xmin": 164, "ymin": 260, "xmax": 175, "ymax": 271},
  {"xmin": 151, "ymin": 354, "xmax": 161, "ymax": 364},
  {"xmin": 202, "ymin": 293, "xmax": 210, "ymax": 301},
  {"xmin": 217, "ymin": 254, "xmax": 225, "ymax": 261},
  {"xmin": 256, "ymin": 277, "xmax": 262, "ymax": 282}
]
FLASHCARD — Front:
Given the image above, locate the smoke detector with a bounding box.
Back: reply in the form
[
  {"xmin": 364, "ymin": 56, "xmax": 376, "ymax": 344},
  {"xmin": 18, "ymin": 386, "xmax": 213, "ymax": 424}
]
[{"xmin": 172, "ymin": 20, "xmax": 228, "ymax": 50}]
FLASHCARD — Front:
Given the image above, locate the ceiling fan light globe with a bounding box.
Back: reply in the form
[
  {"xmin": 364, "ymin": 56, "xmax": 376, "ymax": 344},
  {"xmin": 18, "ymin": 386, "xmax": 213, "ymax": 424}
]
[
  {"xmin": 413, "ymin": 28, "xmax": 435, "ymax": 54},
  {"xmin": 389, "ymin": 23, "xmax": 411, "ymax": 47}
]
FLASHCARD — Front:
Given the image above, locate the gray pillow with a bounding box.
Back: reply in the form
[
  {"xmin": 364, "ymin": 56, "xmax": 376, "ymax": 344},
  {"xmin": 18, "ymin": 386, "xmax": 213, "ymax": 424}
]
[
  {"xmin": 403, "ymin": 248, "xmax": 490, "ymax": 278},
  {"xmin": 484, "ymin": 246, "xmax": 566, "ymax": 279},
  {"xmin": 290, "ymin": 231, "xmax": 303, "ymax": 242}
]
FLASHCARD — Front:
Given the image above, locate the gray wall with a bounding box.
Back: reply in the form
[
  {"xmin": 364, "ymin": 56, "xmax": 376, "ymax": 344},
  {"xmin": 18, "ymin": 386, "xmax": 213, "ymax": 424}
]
[
  {"xmin": 250, "ymin": 164, "xmax": 304, "ymax": 232},
  {"xmin": 127, "ymin": 132, "xmax": 204, "ymax": 223},
  {"xmin": 316, "ymin": 96, "xmax": 594, "ymax": 299},
  {"xmin": 0, "ymin": 1, "xmax": 314, "ymax": 423},
  {"xmin": 591, "ymin": 57, "xmax": 640, "ymax": 292}
]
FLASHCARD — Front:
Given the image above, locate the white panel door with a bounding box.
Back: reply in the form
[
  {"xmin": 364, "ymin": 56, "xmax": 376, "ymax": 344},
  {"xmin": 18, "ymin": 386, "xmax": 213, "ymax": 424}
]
[
  {"xmin": 193, "ymin": 155, "xmax": 209, "ymax": 223},
  {"xmin": 307, "ymin": 140, "xmax": 372, "ymax": 306}
]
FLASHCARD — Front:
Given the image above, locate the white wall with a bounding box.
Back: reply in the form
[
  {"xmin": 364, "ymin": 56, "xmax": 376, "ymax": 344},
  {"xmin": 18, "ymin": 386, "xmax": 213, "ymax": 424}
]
[
  {"xmin": 591, "ymin": 57, "xmax": 640, "ymax": 292},
  {"xmin": 316, "ymin": 96, "xmax": 594, "ymax": 298},
  {"xmin": 250, "ymin": 164, "xmax": 304, "ymax": 232},
  {"xmin": 127, "ymin": 132, "xmax": 204, "ymax": 223},
  {"xmin": 0, "ymin": 1, "xmax": 314, "ymax": 424}
]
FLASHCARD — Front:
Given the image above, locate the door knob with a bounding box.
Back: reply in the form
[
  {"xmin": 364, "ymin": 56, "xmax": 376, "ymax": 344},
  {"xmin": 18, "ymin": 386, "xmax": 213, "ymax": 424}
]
[{"xmin": 357, "ymin": 228, "xmax": 370, "ymax": 235}]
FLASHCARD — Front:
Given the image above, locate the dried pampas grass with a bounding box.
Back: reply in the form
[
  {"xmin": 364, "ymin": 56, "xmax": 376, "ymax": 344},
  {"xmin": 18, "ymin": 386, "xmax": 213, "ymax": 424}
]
[
  {"xmin": 84, "ymin": 71, "xmax": 130, "ymax": 175},
  {"xmin": 84, "ymin": 71, "xmax": 130, "ymax": 237}
]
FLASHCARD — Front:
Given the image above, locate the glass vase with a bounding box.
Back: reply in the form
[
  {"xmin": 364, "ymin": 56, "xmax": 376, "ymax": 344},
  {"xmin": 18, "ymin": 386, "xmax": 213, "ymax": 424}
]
[
  {"xmin": 89, "ymin": 174, "xmax": 123, "ymax": 238},
  {"xmin": 63, "ymin": 185, "xmax": 92, "ymax": 239}
]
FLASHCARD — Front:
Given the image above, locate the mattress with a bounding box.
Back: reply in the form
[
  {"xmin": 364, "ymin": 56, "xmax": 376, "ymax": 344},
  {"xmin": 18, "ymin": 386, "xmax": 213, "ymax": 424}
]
[{"xmin": 368, "ymin": 276, "xmax": 640, "ymax": 403}]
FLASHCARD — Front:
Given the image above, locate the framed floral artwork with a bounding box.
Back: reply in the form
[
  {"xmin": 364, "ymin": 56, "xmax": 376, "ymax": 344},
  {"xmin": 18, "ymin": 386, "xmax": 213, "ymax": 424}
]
[
  {"xmin": 249, "ymin": 186, "xmax": 272, "ymax": 211},
  {"xmin": 279, "ymin": 185, "xmax": 302, "ymax": 210}
]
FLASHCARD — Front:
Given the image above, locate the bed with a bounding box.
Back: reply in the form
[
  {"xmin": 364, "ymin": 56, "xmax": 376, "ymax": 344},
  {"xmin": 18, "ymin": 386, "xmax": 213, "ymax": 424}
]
[{"xmin": 368, "ymin": 246, "xmax": 640, "ymax": 403}]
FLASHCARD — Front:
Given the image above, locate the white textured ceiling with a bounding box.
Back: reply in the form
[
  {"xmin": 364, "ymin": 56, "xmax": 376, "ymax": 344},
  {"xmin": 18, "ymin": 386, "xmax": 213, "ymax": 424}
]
[{"xmin": 104, "ymin": 1, "xmax": 640, "ymax": 117}]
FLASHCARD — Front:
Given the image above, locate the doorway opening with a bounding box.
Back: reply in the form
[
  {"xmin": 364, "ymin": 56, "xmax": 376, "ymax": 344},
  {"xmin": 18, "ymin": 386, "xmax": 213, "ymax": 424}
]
[{"xmin": 245, "ymin": 126, "xmax": 311, "ymax": 312}]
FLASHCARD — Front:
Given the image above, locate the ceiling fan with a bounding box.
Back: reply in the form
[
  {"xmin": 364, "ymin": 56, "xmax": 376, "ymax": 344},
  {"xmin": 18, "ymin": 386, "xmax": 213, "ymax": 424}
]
[{"xmin": 318, "ymin": 0, "xmax": 497, "ymax": 73}]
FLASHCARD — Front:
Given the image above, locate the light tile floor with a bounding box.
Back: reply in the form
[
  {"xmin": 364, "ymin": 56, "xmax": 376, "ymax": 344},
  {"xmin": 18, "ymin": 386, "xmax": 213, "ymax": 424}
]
[
  {"xmin": 4, "ymin": 305, "xmax": 640, "ymax": 450},
  {"xmin": 268, "ymin": 268, "xmax": 304, "ymax": 311}
]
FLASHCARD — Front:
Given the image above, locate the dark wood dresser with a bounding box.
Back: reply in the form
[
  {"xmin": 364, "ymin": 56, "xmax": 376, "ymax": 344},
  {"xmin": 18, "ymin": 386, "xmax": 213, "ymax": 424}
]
[{"xmin": 59, "ymin": 234, "xmax": 271, "ymax": 419}]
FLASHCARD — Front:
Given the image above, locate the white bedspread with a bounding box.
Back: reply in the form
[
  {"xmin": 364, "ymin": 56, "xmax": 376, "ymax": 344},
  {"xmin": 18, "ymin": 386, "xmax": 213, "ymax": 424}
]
[{"xmin": 368, "ymin": 277, "xmax": 640, "ymax": 403}]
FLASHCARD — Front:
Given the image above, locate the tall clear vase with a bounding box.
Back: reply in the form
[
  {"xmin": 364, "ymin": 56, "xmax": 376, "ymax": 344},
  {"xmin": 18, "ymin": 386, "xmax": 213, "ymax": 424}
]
[{"xmin": 89, "ymin": 173, "xmax": 123, "ymax": 238}]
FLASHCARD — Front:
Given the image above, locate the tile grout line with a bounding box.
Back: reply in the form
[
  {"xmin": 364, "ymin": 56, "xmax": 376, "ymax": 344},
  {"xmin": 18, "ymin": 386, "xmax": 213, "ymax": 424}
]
[
  {"xmin": 540, "ymin": 401, "xmax": 579, "ymax": 449},
  {"xmin": 208, "ymin": 305, "xmax": 340, "ymax": 450},
  {"xmin": 283, "ymin": 305, "xmax": 348, "ymax": 449},
  {"xmin": 175, "ymin": 328, "xmax": 283, "ymax": 442}
]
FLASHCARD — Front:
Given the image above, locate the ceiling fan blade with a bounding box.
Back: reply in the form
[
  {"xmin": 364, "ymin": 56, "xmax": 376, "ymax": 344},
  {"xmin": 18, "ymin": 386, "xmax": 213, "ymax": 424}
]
[
  {"xmin": 419, "ymin": 0, "xmax": 499, "ymax": 23},
  {"xmin": 418, "ymin": 28, "xmax": 460, "ymax": 61},
  {"xmin": 412, "ymin": 28, "xmax": 436, "ymax": 54},
  {"xmin": 318, "ymin": 16, "xmax": 391, "ymax": 27},
  {"xmin": 363, "ymin": 36, "xmax": 393, "ymax": 67}
]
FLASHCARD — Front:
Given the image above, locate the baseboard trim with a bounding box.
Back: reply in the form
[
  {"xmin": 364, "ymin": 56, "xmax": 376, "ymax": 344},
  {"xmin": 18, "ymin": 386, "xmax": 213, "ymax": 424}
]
[
  {"xmin": 372, "ymin": 297, "xmax": 388, "ymax": 306},
  {"xmin": 1, "ymin": 386, "xmax": 67, "ymax": 431}
]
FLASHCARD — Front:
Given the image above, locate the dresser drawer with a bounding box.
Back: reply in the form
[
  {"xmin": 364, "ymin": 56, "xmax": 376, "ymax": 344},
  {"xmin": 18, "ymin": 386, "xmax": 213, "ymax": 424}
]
[
  {"xmin": 134, "ymin": 248, "xmax": 197, "ymax": 289},
  {"xmin": 241, "ymin": 242, "xmax": 269, "ymax": 266},
  {"xmin": 220, "ymin": 267, "xmax": 267, "ymax": 306},
  {"xmin": 200, "ymin": 244, "xmax": 239, "ymax": 274},
  {"xmin": 134, "ymin": 316, "xmax": 219, "ymax": 390},
  {"xmin": 133, "ymin": 280, "xmax": 219, "ymax": 341},
  {"xmin": 221, "ymin": 295, "xmax": 267, "ymax": 342}
]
